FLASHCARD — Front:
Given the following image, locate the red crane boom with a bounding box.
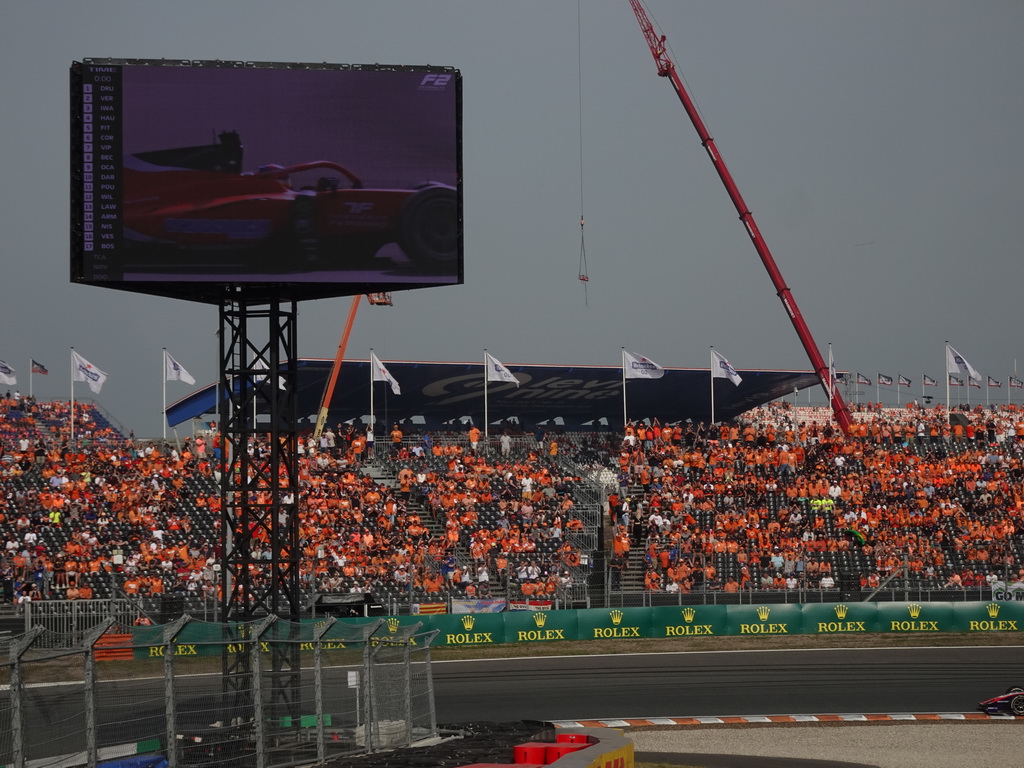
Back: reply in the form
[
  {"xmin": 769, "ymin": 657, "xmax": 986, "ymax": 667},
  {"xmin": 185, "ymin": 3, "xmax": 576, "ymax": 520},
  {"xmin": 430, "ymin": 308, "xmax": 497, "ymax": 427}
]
[{"xmin": 627, "ymin": 0, "xmax": 853, "ymax": 434}]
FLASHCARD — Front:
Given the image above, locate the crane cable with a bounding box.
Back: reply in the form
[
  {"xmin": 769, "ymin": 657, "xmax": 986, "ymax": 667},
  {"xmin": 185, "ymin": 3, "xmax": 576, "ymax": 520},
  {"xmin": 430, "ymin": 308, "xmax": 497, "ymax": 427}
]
[{"xmin": 576, "ymin": 0, "xmax": 590, "ymax": 305}]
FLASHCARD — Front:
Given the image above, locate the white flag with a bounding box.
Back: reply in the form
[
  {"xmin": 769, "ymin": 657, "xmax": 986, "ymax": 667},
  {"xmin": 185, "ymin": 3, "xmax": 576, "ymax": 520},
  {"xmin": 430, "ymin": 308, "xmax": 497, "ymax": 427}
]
[
  {"xmin": 485, "ymin": 352, "xmax": 519, "ymax": 387},
  {"xmin": 252, "ymin": 358, "xmax": 285, "ymax": 390},
  {"xmin": 72, "ymin": 351, "xmax": 107, "ymax": 394},
  {"xmin": 0, "ymin": 359, "xmax": 16, "ymax": 386},
  {"xmin": 623, "ymin": 349, "xmax": 665, "ymax": 380},
  {"xmin": 946, "ymin": 344, "xmax": 981, "ymax": 382},
  {"xmin": 370, "ymin": 352, "xmax": 401, "ymax": 395},
  {"xmin": 711, "ymin": 349, "xmax": 742, "ymax": 386},
  {"xmin": 164, "ymin": 351, "xmax": 196, "ymax": 385}
]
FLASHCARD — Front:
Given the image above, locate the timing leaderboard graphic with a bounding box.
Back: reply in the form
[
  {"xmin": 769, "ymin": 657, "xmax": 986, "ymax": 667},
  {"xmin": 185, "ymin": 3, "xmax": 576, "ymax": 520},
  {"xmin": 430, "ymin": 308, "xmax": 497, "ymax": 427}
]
[{"xmin": 70, "ymin": 60, "xmax": 463, "ymax": 304}]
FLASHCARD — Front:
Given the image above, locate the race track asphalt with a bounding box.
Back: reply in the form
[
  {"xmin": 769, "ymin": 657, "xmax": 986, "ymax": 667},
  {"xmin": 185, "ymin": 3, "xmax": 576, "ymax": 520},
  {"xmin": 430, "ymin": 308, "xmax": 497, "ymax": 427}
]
[{"xmin": 432, "ymin": 645, "xmax": 1024, "ymax": 722}]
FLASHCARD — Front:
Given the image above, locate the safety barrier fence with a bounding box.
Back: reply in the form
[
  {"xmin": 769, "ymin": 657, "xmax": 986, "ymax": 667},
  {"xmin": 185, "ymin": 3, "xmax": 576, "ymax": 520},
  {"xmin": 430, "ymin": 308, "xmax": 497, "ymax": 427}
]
[
  {"xmin": 283, "ymin": 601, "xmax": 1024, "ymax": 648},
  {"xmin": 0, "ymin": 617, "xmax": 437, "ymax": 768}
]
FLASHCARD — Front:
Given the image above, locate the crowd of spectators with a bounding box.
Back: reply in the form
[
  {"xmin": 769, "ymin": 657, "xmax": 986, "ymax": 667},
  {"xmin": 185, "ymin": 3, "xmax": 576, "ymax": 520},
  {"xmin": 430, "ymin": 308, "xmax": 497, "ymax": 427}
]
[
  {"xmin": 613, "ymin": 402, "xmax": 1024, "ymax": 594},
  {"xmin": 3, "ymin": 392, "xmax": 1024, "ymax": 610},
  {"xmin": 0, "ymin": 398, "xmax": 591, "ymax": 608}
]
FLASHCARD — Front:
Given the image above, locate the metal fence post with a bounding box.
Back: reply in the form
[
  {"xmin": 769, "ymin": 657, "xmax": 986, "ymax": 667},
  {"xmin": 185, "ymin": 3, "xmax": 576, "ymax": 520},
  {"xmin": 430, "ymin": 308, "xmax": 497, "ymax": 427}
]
[
  {"xmin": 403, "ymin": 637, "xmax": 412, "ymax": 746},
  {"xmin": 363, "ymin": 629, "xmax": 375, "ymax": 752},
  {"xmin": 251, "ymin": 616, "xmax": 277, "ymax": 768},
  {"xmin": 163, "ymin": 615, "xmax": 191, "ymax": 768},
  {"xmin": 9, "ymin": 627, "xmax": 44, "ymax": 768},
  {"xmin": 83, "ymin": 618, "xmax": 116, "ymax": 768},
  {"xmin": 420, "ymin": 630, "xmax": 439, "ymax": 739},
  {"xmin": 312, "ymin": 617, "xmax": 336, "ymax": 764}
]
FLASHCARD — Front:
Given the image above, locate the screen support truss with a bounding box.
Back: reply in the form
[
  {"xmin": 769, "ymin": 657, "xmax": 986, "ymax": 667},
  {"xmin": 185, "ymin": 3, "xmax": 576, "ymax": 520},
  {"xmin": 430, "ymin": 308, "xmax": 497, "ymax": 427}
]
[{"xmin": 218, "ymin": 294, "xmax": 301, "ymax": 721}]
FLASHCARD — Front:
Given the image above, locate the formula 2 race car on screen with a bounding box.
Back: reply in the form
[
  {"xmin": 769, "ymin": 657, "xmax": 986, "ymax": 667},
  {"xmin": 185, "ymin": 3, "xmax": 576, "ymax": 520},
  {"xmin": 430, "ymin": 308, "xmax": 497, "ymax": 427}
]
[
  {"xmin": 978, "ymin": 686, "xmax": 1024, "ymax": 715},
  {"xmin": 122, "ymin": 131, "xmax": 458, "ymax": 275}
]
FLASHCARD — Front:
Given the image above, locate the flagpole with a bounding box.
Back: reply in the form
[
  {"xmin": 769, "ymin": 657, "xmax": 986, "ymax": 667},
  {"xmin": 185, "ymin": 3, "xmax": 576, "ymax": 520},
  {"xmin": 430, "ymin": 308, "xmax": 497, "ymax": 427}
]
[
  {"xmin": 945, "ymin": 341, "xmax": 950, "ymax": 423},
  {"xmin": 709, "ymin": 346, "xmax": 716, "ymax": 426},
  {"xmin": 69, "ymin": 348, "xmax": 75, "ymax": 446},
  {"xmin": 369, "ymin": 349, "xmax": 375, "ymax": 435},
  {"xmin": 896, "ymin": 374, "xmax": 901, "ymax": 407},
  {"xmin": 876, "ymin": 377, "xmax": 879, "ymax": 405},
  {"xmin": 28, "ymin": 358, "xmax": 32, "ymax": 399},
  {"xmin": 621, "ymin": 347, "xmax": 627, "ymax": 429},
  {"xmin": 827, "ymin": 344, "xmax": 834, "ymax": 423},
  {"xmin": 162, "ymin": 348, "xmax": 168, "ymax": 440},
  {"xmin": 483, "ymin": 349, "xmax": 489, "ymax": 441}
]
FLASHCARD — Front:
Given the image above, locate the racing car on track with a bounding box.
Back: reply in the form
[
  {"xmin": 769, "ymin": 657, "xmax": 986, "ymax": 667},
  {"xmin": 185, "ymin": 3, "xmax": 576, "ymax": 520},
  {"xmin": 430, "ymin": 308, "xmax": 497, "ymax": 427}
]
[
  {"xmin": 978, "ymin": 686, "xmax": 1024, "ymax": 715},
  {"xmin": 122, "ymin": 131, "xmax": 458, "ymax": 274}
]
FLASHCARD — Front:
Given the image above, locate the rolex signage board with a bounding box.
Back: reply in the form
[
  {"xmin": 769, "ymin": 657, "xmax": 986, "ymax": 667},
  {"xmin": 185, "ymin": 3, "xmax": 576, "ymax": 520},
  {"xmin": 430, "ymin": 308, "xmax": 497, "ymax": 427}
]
[
  {"xmin": 877, "ymin": 602, "xmax": 953, "ymax": 634},
  {"xmin": 727, "ymin": 604, "xmax": 802, "ymax": 637},
  {"xmin": 504, "ymin": 609, "xmax": 579, "ymax": 644},
  {"xmin": 651, "ymin": 605, "xmax": 728, "ymax": 638},
  {"xmin": 803, "ymin": 602, "xmax": 877, "ymax": 635},
  {"xmin": 951, "ymin": 601, "xmax": 1024, "ymax": 633},
  {"xmin": 373, "ymin": 615, "xmax": 426, "ymax": 641},
  {"xmin": 430, "ymin": 613, "xmax": 505, "ymax": 647},
  {"xmin": 577, "ymin": 607, "xmax": 653, "ymax": 640}
]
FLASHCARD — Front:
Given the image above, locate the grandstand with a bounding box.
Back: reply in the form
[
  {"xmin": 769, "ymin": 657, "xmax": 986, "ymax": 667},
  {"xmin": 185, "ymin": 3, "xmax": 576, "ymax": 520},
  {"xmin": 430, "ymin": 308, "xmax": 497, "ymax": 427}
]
[{"xmin": 2, "ymin": 394, "xmax": 1024, "ymax": 625}]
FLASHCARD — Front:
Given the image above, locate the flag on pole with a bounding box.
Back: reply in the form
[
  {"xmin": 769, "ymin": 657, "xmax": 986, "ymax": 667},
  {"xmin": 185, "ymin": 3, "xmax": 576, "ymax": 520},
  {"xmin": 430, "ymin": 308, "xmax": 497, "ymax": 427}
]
[
  {"xmin": 969, "ymin": 376, "xmax": 981, "ymax": 389},
  {"xmin": 1010, "ymin": 376, "xmax": 1024, "ymax": 388},
  {"xmin": 856, "ymin": 372, "xmax": 871, "ymax": 386},
  {"xmin": 898, "ymin": 375, "xmax": 911, "ymax": 387},
  {"xmin": 711, "ymin": 349, "xmax": 742, "ymax": 386},
  {"xmin": 877, "ymin": 374, "xmax": 893, "ymax": 386},
  {"xmin": 987, "ymin": 376, "xmax": 1002, "ymax": 388},
  {"xmin": 485, "ymin": 352, "xmax": 519, "ymax": 387},
  {"xmin": 946, "ymin": 344, "xmax": 981, "ymax": 382},
  {"xmin": 623, "ymin": 349, "xmax": 665, "ymax": 380},
  {"xmin": 923, "ymin": 374, "xmax": 937, "ymax": 386},
  {"xmin": 370, "ymin": 352, "xmax": 401, "ymax": 395},
  {"xmin": 72, "ymin": 351, "xmax": 107, "ymax": 393},
  {"xmin": 948, "ymin": 374, "xmax": 964, "ymax": 387},
  {"xmin": 827, "ymin": 349, "xmax": 841, "ymax": 396},
  {"xmin": 252, "ymin": 358, "xmax": 286, "ymax": 390},
  {"xmin": 31, "ymin": 360, "xmax": 48, "ymax": 375},
  {"xmin": 0, "ymin": 360, "xmax": 15, "ymax": 386},
  {"xmin": 164, "ymin": 351, "xmax": 196, "ymax": 385}
]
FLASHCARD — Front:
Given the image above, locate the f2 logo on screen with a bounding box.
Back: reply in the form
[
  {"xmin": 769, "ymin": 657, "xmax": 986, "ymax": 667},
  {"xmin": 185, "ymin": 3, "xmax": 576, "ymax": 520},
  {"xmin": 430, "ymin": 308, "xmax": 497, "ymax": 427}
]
[{"xmin": 419, "ymin": 74, "xmax": 451, "ymax": 89}]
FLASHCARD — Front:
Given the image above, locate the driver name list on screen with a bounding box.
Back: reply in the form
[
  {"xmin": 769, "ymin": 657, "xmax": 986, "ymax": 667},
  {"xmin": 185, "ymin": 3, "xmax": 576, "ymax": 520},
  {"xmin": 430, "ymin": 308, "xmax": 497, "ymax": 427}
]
[{"xmin": 80, "ymin": 64, "xmax": 124, "ymax": 281}]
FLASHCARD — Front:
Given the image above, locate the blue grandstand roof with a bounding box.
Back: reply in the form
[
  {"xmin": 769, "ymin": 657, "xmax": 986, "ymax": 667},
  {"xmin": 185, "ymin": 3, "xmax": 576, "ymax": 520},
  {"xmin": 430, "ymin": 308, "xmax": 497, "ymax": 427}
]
[{"xmin": 166, "ymin": 359, "xmax": 820, "ymax": 430}]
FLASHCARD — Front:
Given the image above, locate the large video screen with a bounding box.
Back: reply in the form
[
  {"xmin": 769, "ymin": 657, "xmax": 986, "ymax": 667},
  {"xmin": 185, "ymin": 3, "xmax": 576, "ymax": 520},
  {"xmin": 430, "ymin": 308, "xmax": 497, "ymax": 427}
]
[{"xmin": 71, "ymin": 61, "xmax": 463, "ymax": 303}]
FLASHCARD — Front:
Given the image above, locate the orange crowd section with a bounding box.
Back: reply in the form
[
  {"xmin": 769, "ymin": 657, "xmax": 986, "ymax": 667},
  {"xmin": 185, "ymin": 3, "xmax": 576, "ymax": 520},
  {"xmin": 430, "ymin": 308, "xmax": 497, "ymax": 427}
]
[{"xmin": 2, "ymin": 394, "xmax": 1024, "ymax": 607}]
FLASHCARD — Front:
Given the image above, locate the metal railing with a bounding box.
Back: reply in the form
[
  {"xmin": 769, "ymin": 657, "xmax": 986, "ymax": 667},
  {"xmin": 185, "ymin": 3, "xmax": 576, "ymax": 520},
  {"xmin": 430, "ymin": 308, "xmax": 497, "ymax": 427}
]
[{"xmin": 0, "ymin": 616, "xmax": 437, "ymax": 768}]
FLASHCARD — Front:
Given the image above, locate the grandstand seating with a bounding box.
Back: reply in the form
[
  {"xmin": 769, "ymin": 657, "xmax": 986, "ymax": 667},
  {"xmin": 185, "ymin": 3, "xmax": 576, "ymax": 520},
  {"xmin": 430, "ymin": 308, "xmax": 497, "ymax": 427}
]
[{"xmin": 2, "ymin": 395, "xmax": 1023, "ymax": 613}]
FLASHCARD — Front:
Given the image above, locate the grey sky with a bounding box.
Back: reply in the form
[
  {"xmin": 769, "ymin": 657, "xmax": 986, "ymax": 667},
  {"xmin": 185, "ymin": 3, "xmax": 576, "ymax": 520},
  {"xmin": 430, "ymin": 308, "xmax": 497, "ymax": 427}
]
[{"xmin": 3, "ymin": 1, "xmax": 1023, "ymax": 436}]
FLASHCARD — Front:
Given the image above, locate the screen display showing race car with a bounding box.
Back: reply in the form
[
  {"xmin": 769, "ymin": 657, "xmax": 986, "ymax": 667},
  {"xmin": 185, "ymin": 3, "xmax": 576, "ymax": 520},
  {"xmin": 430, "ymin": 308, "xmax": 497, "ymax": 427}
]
[{"xmin": 70, "ymin": 60, "xmax": 463, "ymax": 303}]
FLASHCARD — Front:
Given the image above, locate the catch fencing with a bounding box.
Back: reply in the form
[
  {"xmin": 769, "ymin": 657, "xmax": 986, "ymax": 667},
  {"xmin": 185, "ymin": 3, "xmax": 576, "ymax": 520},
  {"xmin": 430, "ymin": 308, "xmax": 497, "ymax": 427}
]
[{"xmin": 0, "ymin": 616, "xmax": 437, "ymax": 768}]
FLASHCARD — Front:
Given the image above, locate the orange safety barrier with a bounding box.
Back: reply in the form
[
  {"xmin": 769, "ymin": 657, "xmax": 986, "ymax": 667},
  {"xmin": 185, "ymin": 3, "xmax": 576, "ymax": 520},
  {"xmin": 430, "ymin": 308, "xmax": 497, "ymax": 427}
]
[
  {"xmin": 94, "ymin": 633, "xmax": 133, "ymax": 661},
  {"xmin": 512, "ymin": 736, "xmax": 592, "ymax": 765},
  {"xmin": 556, "ymin": 733, "xmax": 590, "ymax": 744},
  {"xmin": 513, "ymin": 743, "xmax": 550, "ymax": 764},
  {"xmin": 545, "ymin": 743, "xmax": 587, "ymax": 762},
  {"xmin": 456, "ymin": 728, "xmax": 628, "ymax": 768}
]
